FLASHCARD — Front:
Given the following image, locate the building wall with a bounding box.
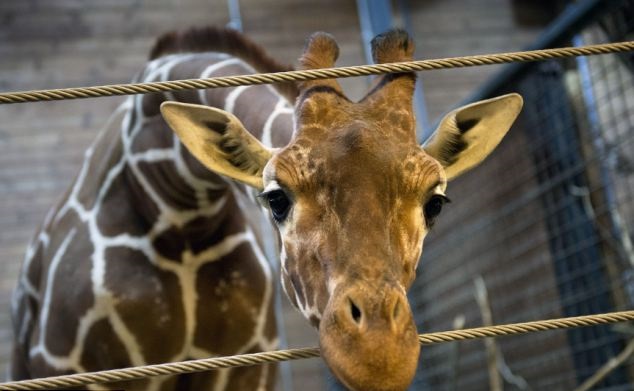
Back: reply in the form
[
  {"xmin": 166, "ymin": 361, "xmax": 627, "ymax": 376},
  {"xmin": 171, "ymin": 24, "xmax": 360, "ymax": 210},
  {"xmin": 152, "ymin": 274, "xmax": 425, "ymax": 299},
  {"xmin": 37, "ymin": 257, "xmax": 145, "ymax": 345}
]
[
  {"xmin": 411, "ymin": 106, "xmax": 578, "ymax": 389},
  {"xmin": 411, "ymin": 2, "xmax": 634, "ymax": 389}
]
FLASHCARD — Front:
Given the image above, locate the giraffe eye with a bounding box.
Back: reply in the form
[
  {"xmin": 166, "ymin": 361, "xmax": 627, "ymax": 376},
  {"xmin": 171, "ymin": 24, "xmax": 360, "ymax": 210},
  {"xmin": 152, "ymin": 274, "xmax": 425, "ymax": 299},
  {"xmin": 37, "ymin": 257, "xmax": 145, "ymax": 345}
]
[
  {"xmin": 424, "ymin": 194, "xmax": 450, "ymax": 224},
  {"xmin": 263, "ymin": 190, "xmax": 292, "ymax": 222}
]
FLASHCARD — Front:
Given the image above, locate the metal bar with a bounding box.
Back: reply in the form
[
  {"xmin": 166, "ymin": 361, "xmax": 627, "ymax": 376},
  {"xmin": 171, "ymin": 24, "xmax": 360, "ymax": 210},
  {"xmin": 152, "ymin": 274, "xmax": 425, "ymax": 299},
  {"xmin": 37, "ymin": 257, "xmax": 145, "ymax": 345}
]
[
  {"xmin": 397, "ymin": 0, "xmax": 432, "ymax": 141},
  {"xmin": 573, "ymin": 33, "xmax": 634, "ymax": 269},
  {"xmin": 357, "ymin": 0, "xmax": 431, "ymax": 141},
  {"xmin": 356, "ymin": 0, "xmax": 393, "ymax": 65},
  {"xmin": 226, "ymin": 0, "xmax": 243, "ymax": 31}
]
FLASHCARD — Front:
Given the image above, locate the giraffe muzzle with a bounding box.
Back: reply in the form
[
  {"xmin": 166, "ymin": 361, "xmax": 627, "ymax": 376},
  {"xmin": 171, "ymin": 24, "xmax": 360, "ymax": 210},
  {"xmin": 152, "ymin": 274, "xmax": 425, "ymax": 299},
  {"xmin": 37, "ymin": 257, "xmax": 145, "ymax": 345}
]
[{"xmin": 319, "ymin": 284, "xmax": 420, "ymax": 391}]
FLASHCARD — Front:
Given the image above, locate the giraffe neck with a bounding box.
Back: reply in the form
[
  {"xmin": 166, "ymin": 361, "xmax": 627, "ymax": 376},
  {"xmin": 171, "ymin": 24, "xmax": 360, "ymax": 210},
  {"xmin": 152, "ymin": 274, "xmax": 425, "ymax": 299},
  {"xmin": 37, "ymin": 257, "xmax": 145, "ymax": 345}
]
[
  {"xmin": 11, "ymin": 50, "xmax": 293, "ymax": 390},
  {"xmin": 123, "ymin": 53, "xmax": 295, "ymax": 210}
]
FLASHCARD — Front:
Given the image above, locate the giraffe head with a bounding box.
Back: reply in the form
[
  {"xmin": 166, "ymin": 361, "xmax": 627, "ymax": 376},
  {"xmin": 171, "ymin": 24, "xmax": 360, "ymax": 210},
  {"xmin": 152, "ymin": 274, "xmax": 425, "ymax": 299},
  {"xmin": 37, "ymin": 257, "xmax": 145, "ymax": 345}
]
[{"xmin": 161, "ymin": 30, "xmax": 522, "ymax": 391}]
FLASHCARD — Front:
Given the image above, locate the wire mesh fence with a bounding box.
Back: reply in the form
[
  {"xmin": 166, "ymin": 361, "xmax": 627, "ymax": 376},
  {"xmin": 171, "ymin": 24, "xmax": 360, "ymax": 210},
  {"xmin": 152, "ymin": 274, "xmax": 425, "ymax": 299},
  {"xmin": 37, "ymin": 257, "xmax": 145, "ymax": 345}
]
[{"xmin": 409, "ymin": 1, "xmax": 634, "ymax": 389}]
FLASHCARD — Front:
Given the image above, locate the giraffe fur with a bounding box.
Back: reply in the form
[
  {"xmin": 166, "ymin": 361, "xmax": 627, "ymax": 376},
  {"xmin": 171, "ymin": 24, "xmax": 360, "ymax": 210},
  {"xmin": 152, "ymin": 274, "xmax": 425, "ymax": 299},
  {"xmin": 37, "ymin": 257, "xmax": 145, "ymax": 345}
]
[{"xmin": 11, "ymin": 28, "xmax": 293, "ymax": 391}]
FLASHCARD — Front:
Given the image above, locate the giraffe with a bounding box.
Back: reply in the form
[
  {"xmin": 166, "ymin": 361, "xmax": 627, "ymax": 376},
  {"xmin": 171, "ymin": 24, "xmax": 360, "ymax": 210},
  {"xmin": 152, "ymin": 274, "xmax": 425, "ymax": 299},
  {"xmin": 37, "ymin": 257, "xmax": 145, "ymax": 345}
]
[
  {"xmin": 10, "ymin": 27, "xmax": 298, "ymax": 391},
  {"xmin": 161, "ymin": 29, "xmax": 522, "ymax": 391},
  {"xmin": 9, "ymin": 27, "xmax": 523, "ymax": 391}
]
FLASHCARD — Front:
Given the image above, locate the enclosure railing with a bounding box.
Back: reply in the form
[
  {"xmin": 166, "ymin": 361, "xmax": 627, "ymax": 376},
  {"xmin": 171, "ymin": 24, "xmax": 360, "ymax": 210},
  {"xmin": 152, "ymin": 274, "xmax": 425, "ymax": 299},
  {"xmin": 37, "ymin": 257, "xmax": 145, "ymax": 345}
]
[
  {"xmin": 0, "ymin": 311, "xmax": 632, "ymax": 390},
  {"xmin": 0, "ymin": 41, "xmax": 632, "ymax": 105}
]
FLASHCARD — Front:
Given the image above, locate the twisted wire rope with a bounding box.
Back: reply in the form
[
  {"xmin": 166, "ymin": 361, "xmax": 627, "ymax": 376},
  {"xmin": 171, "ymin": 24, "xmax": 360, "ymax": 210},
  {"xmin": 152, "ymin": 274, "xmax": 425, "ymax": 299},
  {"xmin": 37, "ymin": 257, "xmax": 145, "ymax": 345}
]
[
  {"xmin": 1, "ymin": 310, "xmax": 632, "ymax": 390},
  {"xmin": 1, "ymin": 41, "xmax": 633, "ymax": 105}
]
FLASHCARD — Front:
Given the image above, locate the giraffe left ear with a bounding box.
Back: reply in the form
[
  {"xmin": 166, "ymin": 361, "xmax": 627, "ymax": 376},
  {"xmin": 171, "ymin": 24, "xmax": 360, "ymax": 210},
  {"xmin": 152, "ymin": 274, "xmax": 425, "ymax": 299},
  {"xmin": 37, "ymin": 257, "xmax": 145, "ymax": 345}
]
[
  {"xmin": 161, "ymin": 101, "xmax": 273, "ymax": 190},
  {"xmin": 423, "ymin": 93, "xmax": 523, "ymax": 180}
]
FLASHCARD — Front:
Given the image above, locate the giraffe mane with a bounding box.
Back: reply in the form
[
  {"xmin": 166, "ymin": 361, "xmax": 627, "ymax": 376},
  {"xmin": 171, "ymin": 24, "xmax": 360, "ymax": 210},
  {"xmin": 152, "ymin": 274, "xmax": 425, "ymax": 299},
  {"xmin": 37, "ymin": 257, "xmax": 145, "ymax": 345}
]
[{"xmin": 150, "ymin": 26, "xmax": 299, "ymax": 102}]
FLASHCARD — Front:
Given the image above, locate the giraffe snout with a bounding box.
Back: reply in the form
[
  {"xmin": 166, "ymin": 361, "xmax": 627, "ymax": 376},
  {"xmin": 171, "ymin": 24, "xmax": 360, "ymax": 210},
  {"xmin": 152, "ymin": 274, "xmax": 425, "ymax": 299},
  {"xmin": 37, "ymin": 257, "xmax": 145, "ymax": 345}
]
[
  {"xmin": 343, "ymin": 288, "xmax": 409, "ymax": 333},
  {"xmin": 319, "ymin": 284, "xmax": 420, "ymax": 391}
]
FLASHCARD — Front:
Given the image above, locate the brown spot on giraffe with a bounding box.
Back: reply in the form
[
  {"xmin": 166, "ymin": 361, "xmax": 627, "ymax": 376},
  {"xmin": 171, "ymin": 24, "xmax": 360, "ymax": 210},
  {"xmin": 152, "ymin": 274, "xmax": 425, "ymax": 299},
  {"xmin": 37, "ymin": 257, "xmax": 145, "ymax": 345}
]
[
  {"xmin": 104, "ymin": 246, "xmax": 186, "ymax": 363},
  {"xmin": 136, "ymin": 160, "xmax": 200, "ymax": 210},
  {"xmin": 77, "ymin": 117, "xmax": 125, "ymax": 210},
  {"xmin": 97, "ymin": 167, "xmax": 159, "ymax": 236},
  {"xmin": 81, "ymin": 318, "xmax": 133, "ymax": 371},
  {"xmin": 44, "ymin": 223, "xmax": 94, "ymax": 357},
  {"xmin": 130, "ymin": 117, "xmax": 174, "ymax": 153},
  {"xmin": 194, "ymin": 242, "xmax": 269, "ymax": 355}
]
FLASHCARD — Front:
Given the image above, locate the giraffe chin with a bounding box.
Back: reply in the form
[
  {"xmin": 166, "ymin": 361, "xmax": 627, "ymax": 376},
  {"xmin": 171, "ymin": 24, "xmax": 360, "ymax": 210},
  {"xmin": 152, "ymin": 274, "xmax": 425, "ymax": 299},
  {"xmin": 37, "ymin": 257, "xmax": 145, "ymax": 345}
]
[{"xmin": 318, "ymin": 290, "xmax": 420, "ymax": 391}]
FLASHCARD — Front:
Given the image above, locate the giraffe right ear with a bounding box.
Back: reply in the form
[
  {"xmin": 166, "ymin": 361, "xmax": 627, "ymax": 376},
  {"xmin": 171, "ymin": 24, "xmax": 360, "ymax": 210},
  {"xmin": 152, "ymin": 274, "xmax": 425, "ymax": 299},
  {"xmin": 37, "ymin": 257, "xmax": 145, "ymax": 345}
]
[
  {"xmin": 160, "ymin": 101, "xmax": 273, "ymax": 190},
  {"xmin": 423, "ymin": 93, "xmax": 523, "ymax": 181}
]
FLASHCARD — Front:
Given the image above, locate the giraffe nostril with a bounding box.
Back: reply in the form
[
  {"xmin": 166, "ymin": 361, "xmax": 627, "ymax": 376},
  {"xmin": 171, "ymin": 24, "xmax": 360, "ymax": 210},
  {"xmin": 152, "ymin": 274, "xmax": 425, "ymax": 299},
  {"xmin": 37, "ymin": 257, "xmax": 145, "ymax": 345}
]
[
  {"xmin": 349, "ymin": 298, "xmax": 362, "ymax": 325},
  {"xmin": 393, "ymin": 298, "xmax": 401, "ymax": 321}
]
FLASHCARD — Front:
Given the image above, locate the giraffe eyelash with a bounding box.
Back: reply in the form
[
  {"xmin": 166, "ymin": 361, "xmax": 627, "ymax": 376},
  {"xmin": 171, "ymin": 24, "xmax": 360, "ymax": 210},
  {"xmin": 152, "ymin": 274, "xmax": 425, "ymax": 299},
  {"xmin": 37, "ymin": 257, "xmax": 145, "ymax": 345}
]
[
  {"xmin": 424, "ymin": 194, "xmax": 450, "ymax": 227},
  {"xmin": 258, "ymin": 189, "xmax": 293, "ymax": 222}
]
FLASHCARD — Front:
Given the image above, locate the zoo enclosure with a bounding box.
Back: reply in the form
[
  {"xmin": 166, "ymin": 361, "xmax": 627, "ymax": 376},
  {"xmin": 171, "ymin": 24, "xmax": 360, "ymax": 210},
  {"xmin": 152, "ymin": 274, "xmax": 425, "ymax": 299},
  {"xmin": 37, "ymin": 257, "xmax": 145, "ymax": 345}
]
[
  {"xmin": 0, "ymin": 1, "xmax": 628, "ymax": 390},
  {"xmin": 1, "ymin": 36, "xmax": 633, "ymax": 391},
  {"xmin": 409, "ymin": 0, "xmax": 634, "ymax": 389}
]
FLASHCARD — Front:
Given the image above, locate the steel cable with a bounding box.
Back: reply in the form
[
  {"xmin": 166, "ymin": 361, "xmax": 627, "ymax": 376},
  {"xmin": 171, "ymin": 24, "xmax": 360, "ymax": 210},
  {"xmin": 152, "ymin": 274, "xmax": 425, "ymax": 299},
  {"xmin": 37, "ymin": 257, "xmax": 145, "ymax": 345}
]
[
  {"xmin": 1, "ymin": 310, "xmax": 632, "ymax": 390},
  {"xmin": 0, "ymin": 41, "xmax": 633, "ymax": 104}
]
